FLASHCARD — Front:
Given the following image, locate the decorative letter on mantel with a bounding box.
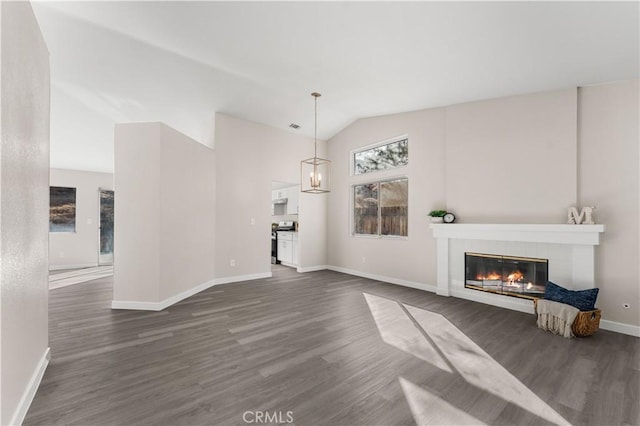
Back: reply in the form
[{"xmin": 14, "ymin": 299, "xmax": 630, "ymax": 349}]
[{"xmin": 567, "ymin": 206, "xmax": 595, "ymax": 225}]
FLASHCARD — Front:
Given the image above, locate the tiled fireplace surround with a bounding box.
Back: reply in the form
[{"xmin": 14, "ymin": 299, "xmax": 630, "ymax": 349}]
[{"xmin": 429, "ymin": 224, "xmax": 605, "ymax": 314}]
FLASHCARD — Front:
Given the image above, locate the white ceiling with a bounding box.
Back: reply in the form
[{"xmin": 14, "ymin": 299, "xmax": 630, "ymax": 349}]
[{"xmin": 31, "ymin": 1, "xmax": 639, "ymax": 173}]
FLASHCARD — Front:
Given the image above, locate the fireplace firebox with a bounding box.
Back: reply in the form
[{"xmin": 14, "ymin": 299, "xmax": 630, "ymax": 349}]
[{"xmin": 465, "ymin": 252, "xmax": 548, "ymax": 299}]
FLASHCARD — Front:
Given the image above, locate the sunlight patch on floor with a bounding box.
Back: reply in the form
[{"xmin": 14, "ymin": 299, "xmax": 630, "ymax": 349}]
[
  {"xmin": 404, "ymin": 304, "xmax": 570, "ymax": 426},
  {"xmin": 400, "ymin": 377, "xmax": 487, "ymax": 426},
  {"xmin": 363, "ymin": 292, "xmax": 571, "ymax": 426},
  {"xmin": 363, "ymin": 293, "xmax": 452, "ymax": 373}
]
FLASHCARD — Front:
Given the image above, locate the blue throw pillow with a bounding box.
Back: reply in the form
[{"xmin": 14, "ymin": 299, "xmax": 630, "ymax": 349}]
[{"xmin": 544, "ymin": 281, "xmax": 599, "ymax": 311}]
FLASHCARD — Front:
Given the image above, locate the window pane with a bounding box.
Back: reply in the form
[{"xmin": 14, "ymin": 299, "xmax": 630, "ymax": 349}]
[
  {"xmin": 354, "ymin": 183, "xmax": 379, "ymax": 235},
  {"xmin": 354, "ymin": 139, "xmax": 408, "ymax": 175},
  {"xmin": 380, "ymin": 179, "xmax": 408, "ymax": 236}
]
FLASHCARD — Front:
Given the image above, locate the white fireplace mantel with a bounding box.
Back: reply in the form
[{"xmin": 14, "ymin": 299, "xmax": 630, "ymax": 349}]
[
  {"xmin": 429, "ymin": 223, "xmax": 605, "ymax": 308},
  {"xmin": 430, "ymin": 223, "xmax": 604, "ymax": 245}
]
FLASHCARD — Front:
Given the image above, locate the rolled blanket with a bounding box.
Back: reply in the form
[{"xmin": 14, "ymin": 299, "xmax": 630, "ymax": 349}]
[{"xmin": 536, "ymin": 299, "xmax": 579, "ymax": 338}]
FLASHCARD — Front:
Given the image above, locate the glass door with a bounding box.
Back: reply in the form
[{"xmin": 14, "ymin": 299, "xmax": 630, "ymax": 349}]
[{"xmin": 99, "ymin": 189, "xmax": 114, "ymax": 265}]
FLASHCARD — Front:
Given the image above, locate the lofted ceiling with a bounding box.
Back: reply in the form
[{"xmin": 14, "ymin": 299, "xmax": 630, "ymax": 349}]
[{"xmin": 31, "ymin": 1, "xmax": 639, "ymax": 173}]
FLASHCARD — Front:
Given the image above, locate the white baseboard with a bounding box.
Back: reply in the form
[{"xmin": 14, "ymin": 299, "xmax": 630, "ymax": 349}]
[
  {"xmin": 327, "ymin": 265, "xmax": 437, "ymax": 293},
  {"xmin": 10, "ymin": 347, "xmax": 50, "ymax": 426},
  {"xmin": 112, "ymin": 278, "xmax": 217, "ymax": 311},
  {"xmin": 111, "ymin": 272, "xmax": 273, "ymax": 311},
  {"xmin": 449, "ymin": 287, "xmax": 535, "ymax": 315},
  {"xmin": 600, "ymin": 319, "xmax": 640, "ymax": 337},
  {"xmin": 297, "ymin": 265, "xmax": 328, "ymax": 273},
  {"xmin": 213, "ymin": 272, "xmax": 272, "ymax": 286},
  {"xmin": 49, "ymin": 263, "xmax": 97, "ymax": 271},
  {"xmin": 327, "ymin": 266, "xmax": 640, "ymax": 337},
  {"xmin": 111, "ymin": 299, "xmax": 166, "ymax": 311}
]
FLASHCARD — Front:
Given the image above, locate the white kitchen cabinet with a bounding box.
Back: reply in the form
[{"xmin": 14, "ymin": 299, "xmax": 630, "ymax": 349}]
[
  {"xmin": 277, "ymin": 231, "xmax": 298, "ymax": 266},
  {"xmin": 272, "ymin": 185, "xmax": 299, "ymax": 216},
  {"xmin": 286, "ymin": 186, "xmax": 299, "ymax": 215},
  {"xmin": 277, "ymin": 238, "xmax": 291, "ymax": 264},
  {"xmin": 292, "ymin": 233, "xmax": 299, "ymax": 266}
]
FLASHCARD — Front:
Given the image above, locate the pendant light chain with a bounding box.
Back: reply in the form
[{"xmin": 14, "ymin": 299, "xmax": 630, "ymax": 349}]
[{"xmin": 313, "ymin": 92, "xmax": 320, "ymax": 159}]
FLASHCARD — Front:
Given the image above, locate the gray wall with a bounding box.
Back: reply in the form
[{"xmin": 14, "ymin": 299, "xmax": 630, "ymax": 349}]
[{"xmin": 0, "ymin": 2, "xmax": 50, "ymax": 424}]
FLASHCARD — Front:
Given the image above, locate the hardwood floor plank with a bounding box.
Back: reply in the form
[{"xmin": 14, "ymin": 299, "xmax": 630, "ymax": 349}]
[
  {"xmin": 24, "ymin": 265, "xmax": 640, "ymax": 426},
  {"xmin": 228, "ymin": 311, "xmax": 303, "ymax": 333},
  {"xmin": 235, "ymin": 312, "xmax": 341, "ymax": 345},
  {"xmin": 53, "ymin": 332, "xmax": 174, "ymax": 364},
  {"xmin": 191, "ymin": 299, "xmax": 263, "ymax": 316}
]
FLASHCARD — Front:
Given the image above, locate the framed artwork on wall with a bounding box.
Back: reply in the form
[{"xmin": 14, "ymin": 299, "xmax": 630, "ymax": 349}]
[{"xmin": 49, "ymin": 186, "xmax": 76, "ymax": 232}]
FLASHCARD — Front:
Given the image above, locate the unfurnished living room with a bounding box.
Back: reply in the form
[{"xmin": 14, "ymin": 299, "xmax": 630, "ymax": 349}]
[{"xmin": 1, "ymin": 1, "xmax": 639, "ymax": 426}]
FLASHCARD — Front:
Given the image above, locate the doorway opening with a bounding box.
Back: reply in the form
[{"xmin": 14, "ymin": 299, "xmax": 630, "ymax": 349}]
[{"xmin": 99, "ymin": 189, "xmax": 114, "ymax": 265}]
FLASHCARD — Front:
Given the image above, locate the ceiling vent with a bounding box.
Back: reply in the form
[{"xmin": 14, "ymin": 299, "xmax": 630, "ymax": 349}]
[{"xmin": 289, "ymin": 123, "xmax": 300, "ymax": 129}]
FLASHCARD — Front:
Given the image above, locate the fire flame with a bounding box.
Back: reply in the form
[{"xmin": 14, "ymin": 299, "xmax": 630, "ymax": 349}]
[
  {"xmin": 477, "ymin": 270, "xmax": 525, "ymax": 285},
  {"xmin": 477, "ymin": 272, "xmax": 502, "ymax": 281},
  {"xmin": 507, "ymin": 271, "xmax": 524, "ymax": 284}
]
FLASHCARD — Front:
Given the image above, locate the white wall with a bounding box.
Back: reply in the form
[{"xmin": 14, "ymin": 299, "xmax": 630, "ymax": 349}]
[
  {"xmin": 327, "ymin": 108, "xmax": 446, "ymax": 287},
  {"xmin": 579, "ymin": 79, "xmax": 639, "ymax": 327},
  {"xmin": 327, "ymin": 83, "xmax": 640, "ymax": 330},
  {"xmin": 214, "ymin": 113, "xmax": 327, "ymax": 279},
  {"xmin": 0, "ymin": 2, "xmax": 50, "ymax": 424},
  {"xmin": 446, "ymin": 88, "xmax": 578, "ymax": 223},
  {"xmin": 49, "ymin": 168, "xmax": 114, "ymax": 269},
  {"xmin": 113, "ymin": 122, "xmax": 215, "ymax": 308}
]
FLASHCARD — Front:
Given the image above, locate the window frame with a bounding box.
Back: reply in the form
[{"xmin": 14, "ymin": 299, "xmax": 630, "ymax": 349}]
[
  {"xmin": 350, "ymin": 135, "xmax": 409, "ymax": 177},
  {"xmin": 351, "ymin": 176, "xmax": 409, "ymax": 239}
]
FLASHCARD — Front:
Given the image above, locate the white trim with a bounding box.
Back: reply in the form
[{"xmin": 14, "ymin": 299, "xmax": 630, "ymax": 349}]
[
  {"xmin": 327, "ymin": 265, "xmax": 437, "ymax": 294},
  {"xmin": 111, "ymin": 272, "xmax": 273, "ymax": 311},
  {"xmin": 279, "ymin": 261, "xmax": 298, "ymax": 269},
  {"xmin": 297, "ymin": 265, "xmax": 328, "ymax": 273},
  {"xmin": 450, "ymin": 287, "xmax": 534, "ymax": 314},
  {"xmin": 111, "ymin": 299, "xmax": 165, "ymax": 311},
  {"xmin": 328, "ymin": 266, "xmax": 640, "ymax": 337},
  {"xmin": 213, "ymin": 272, "xmax": 272, "ymax": 286},
  {"xmin": 429, "ymin": 223, "xmax": 605, "ymax": 245},
  {"xmin": 600, "ymin": 319, "xmax": 640, "ymax": 337},
  {"xmin": 49, "ymin": 263, "xmax": 97, "ymax": 271},
  {"xmin": 10, "ymin": 347, "xmax": 50, "ymax": 426}
]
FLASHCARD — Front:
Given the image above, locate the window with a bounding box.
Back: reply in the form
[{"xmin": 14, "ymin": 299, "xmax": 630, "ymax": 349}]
[
  {"xmin": 353, "ymin": 178, "xmax": 408, "ymax": 237},
  {"xmin": 353, "ymin": 138, "xmax": 408, "ymax": 175}
]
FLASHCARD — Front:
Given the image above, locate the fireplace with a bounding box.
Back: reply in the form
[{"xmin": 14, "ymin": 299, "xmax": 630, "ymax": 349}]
[{"xmin": 465, "ymin": 252, "xmax": 548, "ymax": 299}]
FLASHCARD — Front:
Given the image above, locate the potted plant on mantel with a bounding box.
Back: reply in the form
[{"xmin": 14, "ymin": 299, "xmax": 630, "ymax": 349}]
[{"xmin": 428, "ymin": 210, "xmax": 447, "ymax": 223}]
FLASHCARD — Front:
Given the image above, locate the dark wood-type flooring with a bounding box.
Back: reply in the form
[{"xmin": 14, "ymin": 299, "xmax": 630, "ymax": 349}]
[{"xmin": 25, "ymin": 265, "xmax": 639, "ymax": 425}]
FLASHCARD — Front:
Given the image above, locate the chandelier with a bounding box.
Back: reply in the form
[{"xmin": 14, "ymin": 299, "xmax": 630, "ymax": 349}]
[{"xmin": 300, "ymin": 92, "xmax": 330, "ymax": 193}]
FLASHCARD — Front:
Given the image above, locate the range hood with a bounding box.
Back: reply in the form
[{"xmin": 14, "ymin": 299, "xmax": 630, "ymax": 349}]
[{"xmin": 272, "ymin": 198, "xmax": 288, "ymax": 205}]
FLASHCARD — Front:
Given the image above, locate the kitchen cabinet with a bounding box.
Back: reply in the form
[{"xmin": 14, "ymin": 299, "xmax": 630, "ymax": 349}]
[
  {"xmin": 292, "ymin": 233, "xmax": 298, "ymax": 266},
  {"xmin": 286, "ymin": 186, "xmax": 299, "ymax": 215},
  {"xmin": 277, "ymin": 238, "xmax": 291, "ymax": 264},
  {"xmin": 272, "ymin": 185, "xmax": 299, "ymax": 216},
  {"xmin": 277, "ymin": 231, "xmax": 298, "ymax": 266}
]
